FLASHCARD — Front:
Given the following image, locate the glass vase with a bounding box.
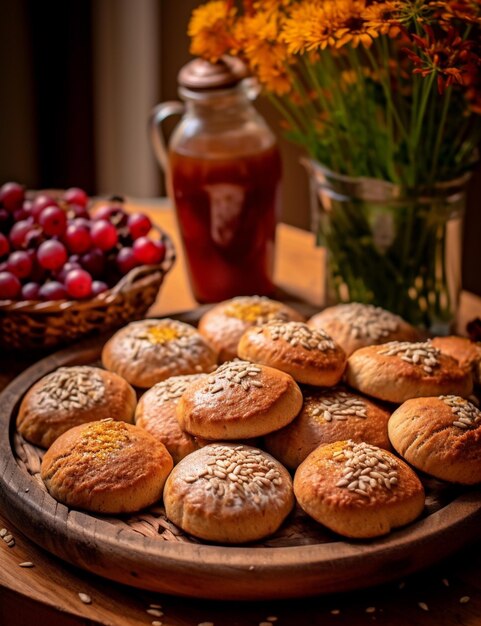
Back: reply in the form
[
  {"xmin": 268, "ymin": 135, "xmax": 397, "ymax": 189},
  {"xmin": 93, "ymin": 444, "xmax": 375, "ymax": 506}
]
[{"xmin": 303, "ymin": 159, "xmax": 471, "ymax": 334}]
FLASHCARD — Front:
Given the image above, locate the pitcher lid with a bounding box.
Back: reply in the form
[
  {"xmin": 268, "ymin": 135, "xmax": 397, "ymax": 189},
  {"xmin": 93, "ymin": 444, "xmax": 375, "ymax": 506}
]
[{"xmin": 178, "ymin": 56, "xmax": 248, "ymax": 90}]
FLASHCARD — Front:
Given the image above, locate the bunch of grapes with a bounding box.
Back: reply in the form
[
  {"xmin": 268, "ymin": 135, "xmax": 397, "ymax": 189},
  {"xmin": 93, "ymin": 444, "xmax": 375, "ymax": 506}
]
[{"xmin": 0, "ymin": 182, "xmax": 166, "ymax": 301}]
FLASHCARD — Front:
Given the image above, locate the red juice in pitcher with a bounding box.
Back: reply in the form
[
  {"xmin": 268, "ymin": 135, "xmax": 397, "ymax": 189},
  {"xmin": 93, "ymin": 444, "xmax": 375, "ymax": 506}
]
[
  {"xmin": 150, "ymin": 57, "xmax": 283, "ymax": 302},
  {"xmin": 170, "ymin": 145, "xmax": 281, "ymax": 303}
]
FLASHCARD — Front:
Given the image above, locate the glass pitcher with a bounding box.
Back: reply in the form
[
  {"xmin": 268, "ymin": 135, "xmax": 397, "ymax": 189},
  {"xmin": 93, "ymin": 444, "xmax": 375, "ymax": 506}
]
[{"xmin": 149, "ymin": 57, "xmax": 282, "ymax": 303}]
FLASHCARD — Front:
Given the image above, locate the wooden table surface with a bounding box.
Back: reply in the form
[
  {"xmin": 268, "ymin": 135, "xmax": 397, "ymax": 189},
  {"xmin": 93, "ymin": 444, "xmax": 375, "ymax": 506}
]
[{"xmin": 1, "ymin": 200, "xmax": 481, "ymax": 626}]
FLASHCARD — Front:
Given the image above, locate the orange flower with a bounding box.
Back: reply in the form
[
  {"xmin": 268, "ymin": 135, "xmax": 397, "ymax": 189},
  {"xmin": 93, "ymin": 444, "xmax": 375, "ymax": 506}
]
[
  {"xmin": 188, "ymin": 1, "xmax": 238, "ymax": 61},
  {"xmin": 362, "ymin": 2, "xmax": 403, "ymax": 37},
  {"xmin": 235, "ymin": 10, "xmax": 292, "ymax": 94},
  {"xmin": 282, "ymin": 2, "xmax": 339, "ymax": 53}
]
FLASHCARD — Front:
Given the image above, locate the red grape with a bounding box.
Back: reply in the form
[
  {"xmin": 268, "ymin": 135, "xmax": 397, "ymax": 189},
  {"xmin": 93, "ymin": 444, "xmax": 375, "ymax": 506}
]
[
  {"xmin": 68, "ymin": 203, "xmax": 90, "ymax": 220},
  {"xmin": 10, "ymin": 220, "xmax": 35, "ymax": 249},
  {"xmin": 13, "ymin": 207, "xmax": 30, "ymax": 222},
  {"xmin": 0, "ymin": 233, "xmax": 10, "ymax": 258},
  {"xmin": 65, "ymin": 223, "xmax": 92, "ymax": 254},
  {"xmin": 0, "ymin": 208, "xmax": 11, "ymax": 233},
  {"xmin": 39, "ymin": 206, "xmax": 67, "ymax": 236},
  {"xmin": 90, "ymin": 220, "xmax": 118, "ymax": 251},
  {"xmin": 93, "ymin": 204, "xmax": 127, "ymax": 226},
  {"xmin": 133, "ymin": 237, "xmax": 166, "ymax": 265},
  {"xmin": 91, "ymin": 280, "xmax": 108, "ymax": 296},
  {"xmin": 128, "ymin": 213, "xmax": 152, "ymax": 239},
  {"xmin": 39, "ymin": 281, "xmax": 68, "ymax": 301},
  {"xmin": 0, "ymin": 271, "xmax": 21, "ymax": 299},
  {"xmin": 116, "ymin": 247, "xmax": 138, "ymax": 274},
  {"xmin": 71, "ymin": 217, "xmax": 90, "ymax": 229},
  {"xmin": 31, "ymin": 194, "xmax": 57, "ymax": 221},
  {"xmin": 80, "ymin": 247, "xmax": 105, "ymax": 277},
  {"xmin": 56, "ymin": 261, "xmax": 82, "ymax": 283},
  {"xmin": 29, "ymin": 263, "xmax": 47, "ymax": 283},
  {"xmin": 63, "ymin": 187, "xmax": 88, "ymax": 207},
  {"xmin": 24, "ymin": 227, "xmax": 45, "ymax": 250},
  {"xmin": 37, "ymin": 240, "xmax": 68, "ymax": 270},
  {"xmin": 0, "ymin": 182, "xmax": 25, "ymax": 212},
  {"xmin": 21, "ymin": 282, "xmax": 40, "ymax": 300},
  {"xmin": 64, "ymin": 268, "xmax": 92, "ymax": 299},
  {"xmin": 7, "ymin": 250, "xmax": 33, "ymax": 279}
]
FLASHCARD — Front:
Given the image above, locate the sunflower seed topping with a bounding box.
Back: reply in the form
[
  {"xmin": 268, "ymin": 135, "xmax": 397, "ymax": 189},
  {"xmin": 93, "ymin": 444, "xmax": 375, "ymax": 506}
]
[
  {"xmin": 125, "ymin": 319, "xmax": 212, "ymax": 368},
  {"xmin": 184, "ymin": 445, "xmax": 283, "ymax": 502},
  {"xmin": 379, "ymin": 341, "xmax": 440, "ymax": 374},
  {"xmin": 206, "ymin": 360, "xmax": 263, "ymax": 393},
  {"xmin": 149, "ymin": 374, "xmax": 206, "ymax": 403},
  {"xmin": 306, "ymin": 389, "xmax": 368, "ymax": 422},
  {"xmin": 262, "ymin": 321, "xmax": 336, "ymax": 351},
  {"xmin": 78, "ymin": 592, "xmax": 92, "ymax": 604},
  {"xmin": 440, "ymin": 395, "xmax": 481, "ymax": 430},
  {"xmin": 330, "ymin": 303, "xmax": 400, "ymax": 340},
  {"xmin": 224, "ymin": 296, "xmax": 290, "ymax": 324},
  {"xmin": 35, "ymin": 367, "xmax": 104, "ymax": 412},
  {"xmin": 335, "ymin": 441, "xmax": 398, "ymax": 497}
]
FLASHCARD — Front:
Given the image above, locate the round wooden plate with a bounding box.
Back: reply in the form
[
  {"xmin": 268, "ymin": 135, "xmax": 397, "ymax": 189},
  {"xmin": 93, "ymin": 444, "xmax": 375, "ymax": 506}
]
[{"xmin": 1, "ymin": 316, "xmax": 481, "ymax": 600}]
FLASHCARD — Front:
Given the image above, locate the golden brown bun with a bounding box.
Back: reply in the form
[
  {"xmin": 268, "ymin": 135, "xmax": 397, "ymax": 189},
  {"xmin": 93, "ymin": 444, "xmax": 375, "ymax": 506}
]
[
  {"xmin": 346, "ymin": 341, "xmax": 473, "ymax": 403},
  {"xmin": 163, "ymin": 443, "xmax": 294, "ymax": 543},
  {"xmin": 308, "ymin": 303, "xmax": 419, "ymax": 356},
  {"xmin": 294, "ymin": 440, "xmax": 425, "ymax": 538},
  {"xmin": 41, "ymin": 420, "xmax": 173, "ymax": 514},
  {"xmin": 135, "ymin": 373, "xmax": 210, "ymax": 464},
  {"xmin": 431, "ymin": 336, "xmax": 481, "ymax": 386},
  {"xmin": 198, "ymin": 296, "xmax": 304, "ymax": 362},
  {"xmin": 264, "ymin": 387, "xmax": 391, "ymax": 469},
  {"xmin": 238, "ymin": 321, "xmax": 346, "ymax": 386},
  {"xmin": 176, "ymin": 360, "xmax": 303, "ymax": 440},
  {"xmin": 101, "ymin": 318, "xmax": 218, "ymax": 388},
  {"xmin": 388, "ymin": 396, "xmax": 481, "ymax": 484},
  {"xmin": 17, "ymin": 366, "xmax": 136, "ymax": 449}
]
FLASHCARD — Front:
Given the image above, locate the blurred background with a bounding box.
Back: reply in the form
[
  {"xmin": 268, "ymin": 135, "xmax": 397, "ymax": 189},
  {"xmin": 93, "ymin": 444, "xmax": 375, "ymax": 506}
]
[{"xmin": 1, "ymin": 0, "xmax": 480, "ymax": 296}]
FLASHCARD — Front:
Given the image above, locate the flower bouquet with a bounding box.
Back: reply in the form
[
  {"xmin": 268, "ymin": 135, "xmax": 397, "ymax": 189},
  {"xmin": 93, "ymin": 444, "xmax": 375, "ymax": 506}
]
[{"xmin": 188, "ymin": 0, "xmax": 481, "ymax": 331}]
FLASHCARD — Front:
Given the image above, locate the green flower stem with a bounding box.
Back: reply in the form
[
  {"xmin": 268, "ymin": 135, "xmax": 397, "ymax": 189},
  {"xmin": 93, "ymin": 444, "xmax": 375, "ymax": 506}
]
[
  {"xmin": 304, "ymin": 57, "xmax": 349, "ymax": 166},
  {"xmin": 429, "ymin": 86, "xmax": 453, "ymax": 182},
  {"xmin": 376, "ymin": 37, "xmax": 399, "ymax": 183},
  {"xmin": 410, "ymin": 72, "xmax": 436, "ymax": 173},
  {"xmin": 364, "ymin": 46, "xmax": 409, "ymax": 147}
]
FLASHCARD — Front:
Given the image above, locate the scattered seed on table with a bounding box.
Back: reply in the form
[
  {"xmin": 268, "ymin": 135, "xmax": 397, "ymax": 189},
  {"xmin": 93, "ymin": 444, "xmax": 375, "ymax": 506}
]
[
  {"xmin": 330, "ymin": 610, "xmax": 340, "ymax": 615},
  {"xmin": 18, "ymin": 562, "xmax": 34, "ymax": 568},
  {"xmin": 25, "ymin": 488, "xmax": 29, "ymax": 493},
  {"xmin": 267, "ymin": 618, "xmax": 278, "ymax": 622},
  {"xmin": 460, "ymin": 596, "xmax": 471, "ymax": 604},
  {"xmin": 3, "ymin": 534, "xmax": 13, "ymax": 543},
  {"xmin": 260, "ymin": 622, "xmax": 272, "ymax": 626},
  {"xmin": 366, "ymin": 607, "xmax": 376, "ymax": 613},
  {"xmin": 150, "ymin": 604, "xmax": 162, "ymax": 609},
  {"xmin": 442, "ymin": 578, "xmax": 450, "ymax": 587},
  {"xmin": 152, "ymin": 621, "xmax": 163, "ymax": 626},
  {"xmin": 78, "ymin": 592, "xmax": 92, "ymax": 604},
  {"xmin": 147, "ymin": 609, "xmax": 163, "ymax": 617},
  {"xmin": 6, "ymin": 540, "xmax": 15, "ymax": 548},
  {"xmin": 418, "ymin": 602, "xmax": 429, "ymax": 611},
  {"xmin": 198, "ymin": 622, "xmax": 214, "ymax": 626},
  {"xmin": 0, "ymin": 529, "xmax": 7, "ymax": 538}
]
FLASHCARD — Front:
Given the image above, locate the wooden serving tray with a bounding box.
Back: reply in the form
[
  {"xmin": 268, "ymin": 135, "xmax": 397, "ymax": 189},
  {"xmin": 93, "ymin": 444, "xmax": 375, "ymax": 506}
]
[{"xmin": 1, "ymin": 313, "xmax": 481, "ymax": 600}]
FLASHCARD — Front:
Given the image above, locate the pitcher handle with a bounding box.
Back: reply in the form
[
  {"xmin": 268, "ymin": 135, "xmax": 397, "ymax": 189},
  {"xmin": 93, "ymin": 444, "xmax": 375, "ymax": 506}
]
[{"xmin": 148, "ymin": 101, "xmax": 185, "ymax": 173}]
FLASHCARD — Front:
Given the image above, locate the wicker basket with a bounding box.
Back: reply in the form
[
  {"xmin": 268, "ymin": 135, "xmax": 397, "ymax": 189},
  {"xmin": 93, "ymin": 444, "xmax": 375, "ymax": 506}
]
[{"xmin": 0, "ymin": 230, "xmax": 176, "ymax": 350}]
